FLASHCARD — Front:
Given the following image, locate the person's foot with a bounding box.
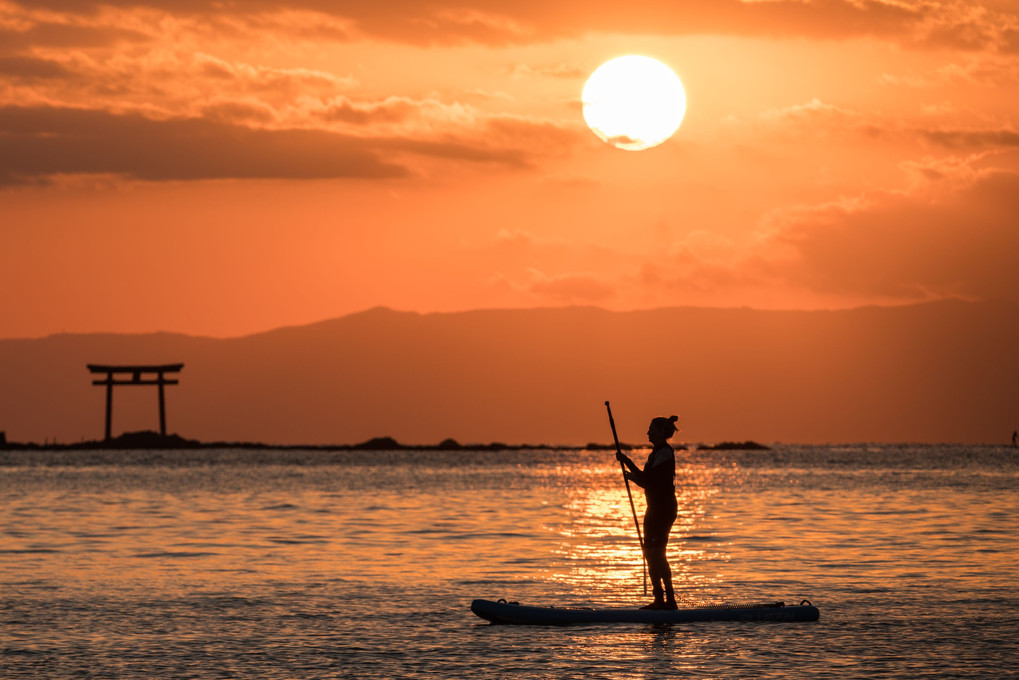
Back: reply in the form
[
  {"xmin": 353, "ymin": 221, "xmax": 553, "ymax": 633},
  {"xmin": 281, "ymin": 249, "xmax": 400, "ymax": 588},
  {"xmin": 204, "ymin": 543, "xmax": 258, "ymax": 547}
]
[
  {"xmin": 640, "ymin": 601, "xmax": 668, "ymax": 610},
  {"xmin": 662, "ymin": 600, "xmax": 678, "ymax": 610}
]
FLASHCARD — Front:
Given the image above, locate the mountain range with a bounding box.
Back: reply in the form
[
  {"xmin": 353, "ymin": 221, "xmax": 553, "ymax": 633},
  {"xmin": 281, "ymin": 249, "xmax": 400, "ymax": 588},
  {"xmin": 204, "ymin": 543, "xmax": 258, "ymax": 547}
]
[{"xmin": 1, "ymin": 301, "xmax": 1016, "ymax": 446}]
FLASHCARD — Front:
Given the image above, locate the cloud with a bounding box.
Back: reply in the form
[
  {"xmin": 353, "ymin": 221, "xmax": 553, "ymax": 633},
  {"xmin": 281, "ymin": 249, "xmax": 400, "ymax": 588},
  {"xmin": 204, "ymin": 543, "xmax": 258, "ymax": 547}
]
[
  {"xmin": 717, "ymin": 97, "xmax": 873, "ymax": 148},
  {"xmin": 0, "ymin": 104, "xmax": 563, "ymax": 185},
  {"xmin": 527, "ymin": 270, "xmax": 616, "ymax": 302},
  {"xmin": 920, "ymin": 127, "xmax": 1019, "ymax": 150},
  {"xmin": 5, "ymin": 0, "xmax": 1016, "ymax": 50},
  {"xmin": 313, "ymin": 98, "xmax": 582, "ymax": 162},
  {"xmin": 0, "ymin": 105, "xmax": 407, "ymax": 184},
  {"xmin": 645, "ymin": 154, "xmax": 1019, "ymax": 305},
  {"xmin": 378, "ymin": 134, "xmax": 532, "ymax": 168},
  {"xmin": 741, "ymin": 97, "xmax": 862, "ymax": 141},
  {"xmin": 0, "ymin": 46, "xmax": 362, "ymax": 127},
  {"xmin": 467, "ymin": 230, "xmax": 629, "ymax": 305},
  {"xmin": 316, "ymin": 96, "xmax": 477, "ymax": 132},
  {"xmin": 192, "ymin": 53, "xmax": 355, "ymax": 96},
  {"xmin": 769, "ymin": 165, "xmax": 1019, "ymax": 303},
  {"xmin": 879, "ymin": 56, "xmax": 1019, "ymax": 88},
  {"xmin": 483, "ymin": 116, "xmax": 586, "ymax": 153},
  {"xmin": 759, "ymin": 97, "xmax": 853, "ymax": 124},
  {"xmin": 912, "ymin": 2, "xmax": 1016, "ymax": 52},
  {"xmin": 198, "ymin": 99, "xmax": 279, "ymax": 125},
  {"xmin": 734, "ymin": 97, "xmax": 1019, "ymax": 156},
  {"xmin": 0, "ymin": 55, "xmax": 72, "ymax": 79},
  {"xmin": 1003, "ymin": 26, "xmax": 1019, "ymax": 54},
  {"xmin": 0, "ymin": 30, "xmax": 579, "ymax": 162},
  {"xmin": 510, "ymin": 62, "xmax": 585, "ymax": 80},
  {"xmin": 0, "ymin": 21, "xmax": 149, "ymax": 51}
]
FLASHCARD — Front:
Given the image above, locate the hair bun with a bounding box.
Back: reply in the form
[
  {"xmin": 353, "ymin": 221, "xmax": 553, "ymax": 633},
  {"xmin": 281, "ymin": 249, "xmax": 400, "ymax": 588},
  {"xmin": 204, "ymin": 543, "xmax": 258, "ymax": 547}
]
[{"xmin": 669, "ymin": 415, "xmax": 679, "ymax": 423}]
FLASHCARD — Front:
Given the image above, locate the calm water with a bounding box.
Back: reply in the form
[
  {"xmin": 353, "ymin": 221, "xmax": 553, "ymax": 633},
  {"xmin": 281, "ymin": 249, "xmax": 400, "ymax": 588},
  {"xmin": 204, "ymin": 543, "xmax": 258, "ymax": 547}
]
[{"xmin": 1, "ymin": 445, "xmax": 1016, "ymax": 678}]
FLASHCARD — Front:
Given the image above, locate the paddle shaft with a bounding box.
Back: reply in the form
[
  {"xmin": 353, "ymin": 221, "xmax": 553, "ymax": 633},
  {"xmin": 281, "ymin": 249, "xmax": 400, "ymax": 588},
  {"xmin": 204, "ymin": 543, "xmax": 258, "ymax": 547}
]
[{"xmin": 605, "ymin": 401, "xmax": 647, "ymax": 596}]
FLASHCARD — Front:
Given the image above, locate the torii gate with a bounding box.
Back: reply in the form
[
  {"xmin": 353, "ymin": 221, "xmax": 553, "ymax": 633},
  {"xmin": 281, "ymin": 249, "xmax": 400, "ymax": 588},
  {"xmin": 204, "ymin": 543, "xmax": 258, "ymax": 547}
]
[{"xmin": 87, "ymin": 364, "xmax": 184, "ymax": 441}]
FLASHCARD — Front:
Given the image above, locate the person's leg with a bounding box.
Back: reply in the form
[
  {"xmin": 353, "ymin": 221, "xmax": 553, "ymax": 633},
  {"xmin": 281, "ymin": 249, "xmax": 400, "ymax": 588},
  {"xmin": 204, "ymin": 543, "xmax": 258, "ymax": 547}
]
[
  {"xmin": 645, "ymin": 544, "xmax": 663, "ymax": 599},
  {"xmin": 642, "ymin": 512, "xmax": 671, "ymax": 608},
  {"xmin": 661, "ymin": 512, "xmax": 676, "ymax": 607},
  {"xmin": 643, "ymin": 508, "xmax": 677, "ymax": 609},
  {"xmin": 660, "ymin": 552, "xmax": 675, "ymax": 607}
]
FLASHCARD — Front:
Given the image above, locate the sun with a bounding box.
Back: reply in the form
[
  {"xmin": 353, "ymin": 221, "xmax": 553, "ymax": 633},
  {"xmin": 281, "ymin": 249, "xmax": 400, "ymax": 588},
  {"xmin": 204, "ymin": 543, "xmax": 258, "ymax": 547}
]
[{"xmin": 582, "ymin": 55, "xmax": 687, "ymax": 151}]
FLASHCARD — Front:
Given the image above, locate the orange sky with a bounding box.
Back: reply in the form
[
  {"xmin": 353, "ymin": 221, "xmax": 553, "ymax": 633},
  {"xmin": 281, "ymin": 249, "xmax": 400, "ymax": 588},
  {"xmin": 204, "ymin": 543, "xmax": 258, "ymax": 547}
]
[{"xmin": 2, "ymin": 1, "xmax": 1019, "ymax": 339}]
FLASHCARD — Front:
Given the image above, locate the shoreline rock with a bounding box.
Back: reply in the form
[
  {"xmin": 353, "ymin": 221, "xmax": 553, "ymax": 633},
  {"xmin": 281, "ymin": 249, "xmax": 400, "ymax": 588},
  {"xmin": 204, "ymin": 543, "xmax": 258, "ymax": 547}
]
[
  {"xmin": 0, "ymin": 432, "xmax": 646, "ymax": 452},
  {"xmin": 696, "ymin": 440, "xmax": 771, "ymax": 451}
]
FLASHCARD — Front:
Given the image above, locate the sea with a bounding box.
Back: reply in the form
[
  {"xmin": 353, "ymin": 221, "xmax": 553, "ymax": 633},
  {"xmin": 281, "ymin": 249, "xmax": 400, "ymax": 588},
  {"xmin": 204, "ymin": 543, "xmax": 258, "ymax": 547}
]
[{"xmin": 1, "ymin": 444, "xmax": 1016, "ymax": 679}]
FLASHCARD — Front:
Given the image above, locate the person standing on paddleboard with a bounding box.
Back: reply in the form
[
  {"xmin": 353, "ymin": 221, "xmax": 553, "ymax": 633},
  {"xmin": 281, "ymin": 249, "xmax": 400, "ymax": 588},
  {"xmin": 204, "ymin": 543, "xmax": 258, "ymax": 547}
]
[{"xmin": 616, "ymin": 415, "xmax": 680, "ymax": 610}]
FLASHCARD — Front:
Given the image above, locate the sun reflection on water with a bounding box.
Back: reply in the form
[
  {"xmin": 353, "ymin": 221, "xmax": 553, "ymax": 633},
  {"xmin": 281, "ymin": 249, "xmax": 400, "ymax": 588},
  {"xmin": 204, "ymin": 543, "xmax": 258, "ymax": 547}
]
[{"xmin": 546, "ymin": 452, "xmax": 730, "ymax": 606}]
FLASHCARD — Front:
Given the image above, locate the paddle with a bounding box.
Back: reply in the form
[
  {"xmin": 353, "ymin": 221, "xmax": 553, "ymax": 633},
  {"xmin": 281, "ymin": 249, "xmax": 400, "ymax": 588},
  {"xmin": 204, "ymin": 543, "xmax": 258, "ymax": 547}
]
[{"xmin": 605, "ymin": 401, "xmax": 647, "ymax": 596}]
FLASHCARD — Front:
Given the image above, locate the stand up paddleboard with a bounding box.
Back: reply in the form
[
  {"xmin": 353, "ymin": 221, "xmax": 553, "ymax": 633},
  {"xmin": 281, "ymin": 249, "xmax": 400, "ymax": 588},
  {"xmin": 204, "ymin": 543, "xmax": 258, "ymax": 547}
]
[{"xmin": 471, "ymin": 598, "xmax": 819, "ymax": 625}]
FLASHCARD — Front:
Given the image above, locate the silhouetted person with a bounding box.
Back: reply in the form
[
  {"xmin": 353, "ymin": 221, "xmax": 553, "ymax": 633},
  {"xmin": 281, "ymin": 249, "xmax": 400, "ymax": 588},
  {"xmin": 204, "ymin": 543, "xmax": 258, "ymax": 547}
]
[
  {"xmin": 1013, "ymin": 430, "xmax": 1017, "ymax": 448},
  {"xmin": 616, "ymin": 415, "xmax": 680, "ymax": 610}
]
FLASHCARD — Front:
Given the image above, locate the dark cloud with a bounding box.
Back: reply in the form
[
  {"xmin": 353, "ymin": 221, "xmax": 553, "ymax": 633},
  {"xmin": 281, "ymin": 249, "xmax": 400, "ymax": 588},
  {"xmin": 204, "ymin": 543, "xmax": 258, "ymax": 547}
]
[
  {"xmin": 1001, "ymin": 27, "xmax": 1019, "ymax": 54},
  {"xmin": 8, "ymin": 0, "xmax": 1008, "ymax": 49},
  {"xmin": 0, "ymin": 105, "xmax": 548, "ymax": 185},
  {"xmin": 921, "ymin": 127, "xmax": 1019, "ymax": 149},
  {"xmin": 0, "ymin": 106, "xmax": 406, "ymax": 184},
  {"xmin": 917, "ymin": 17, "xmax": 998, "ymax": 51},
  {"xmin": 199, "ymin": 100, "xmax": 278, "ymax": 126},
  {"xmin": 381, "ymin": 135, "xmax": 531, "ymax": 168},
  {"xmin": 0, "ymin": 22, "xmax": 149, "ymax": 50},
  {"xmin": 0, "ymin": 56, "xmax": 73, "ymax": 79}
]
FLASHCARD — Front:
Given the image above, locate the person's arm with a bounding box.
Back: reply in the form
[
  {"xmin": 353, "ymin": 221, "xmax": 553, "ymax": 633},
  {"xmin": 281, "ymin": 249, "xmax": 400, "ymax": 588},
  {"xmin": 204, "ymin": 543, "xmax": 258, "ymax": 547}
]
[{"xmin": 616, "ymin": 451, "xmax": 648, "ymax": 487}]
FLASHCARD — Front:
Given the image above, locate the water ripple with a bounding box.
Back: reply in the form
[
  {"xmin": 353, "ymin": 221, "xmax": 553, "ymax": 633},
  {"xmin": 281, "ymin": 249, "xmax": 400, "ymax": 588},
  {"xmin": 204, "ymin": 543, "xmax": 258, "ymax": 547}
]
[{"xmin": 0, "ymin": 445, "xmax": 1015, "ymax": 679}]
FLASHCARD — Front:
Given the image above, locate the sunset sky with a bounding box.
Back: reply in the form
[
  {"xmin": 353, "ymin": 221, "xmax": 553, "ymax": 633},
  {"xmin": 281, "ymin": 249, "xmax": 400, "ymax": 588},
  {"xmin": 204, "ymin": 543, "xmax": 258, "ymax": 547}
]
[{"xmin": 2, "ymin": 1, "xmax": 1018, "ymax": 339}]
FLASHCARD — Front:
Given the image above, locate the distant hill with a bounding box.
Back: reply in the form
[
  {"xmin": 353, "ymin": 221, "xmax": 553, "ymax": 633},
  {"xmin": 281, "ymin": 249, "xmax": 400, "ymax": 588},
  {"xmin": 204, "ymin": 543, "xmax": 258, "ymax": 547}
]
[{"xmin": 1, "ymin": 301, "xmax": 1017, "ymax": 445}]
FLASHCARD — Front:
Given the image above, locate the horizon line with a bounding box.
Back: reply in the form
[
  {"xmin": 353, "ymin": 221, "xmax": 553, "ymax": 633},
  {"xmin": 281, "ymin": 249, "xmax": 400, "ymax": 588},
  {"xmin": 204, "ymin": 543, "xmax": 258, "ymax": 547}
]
[{"xmin": 0, "ymin": 297, "xmax": 982, "ymax": 342}]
